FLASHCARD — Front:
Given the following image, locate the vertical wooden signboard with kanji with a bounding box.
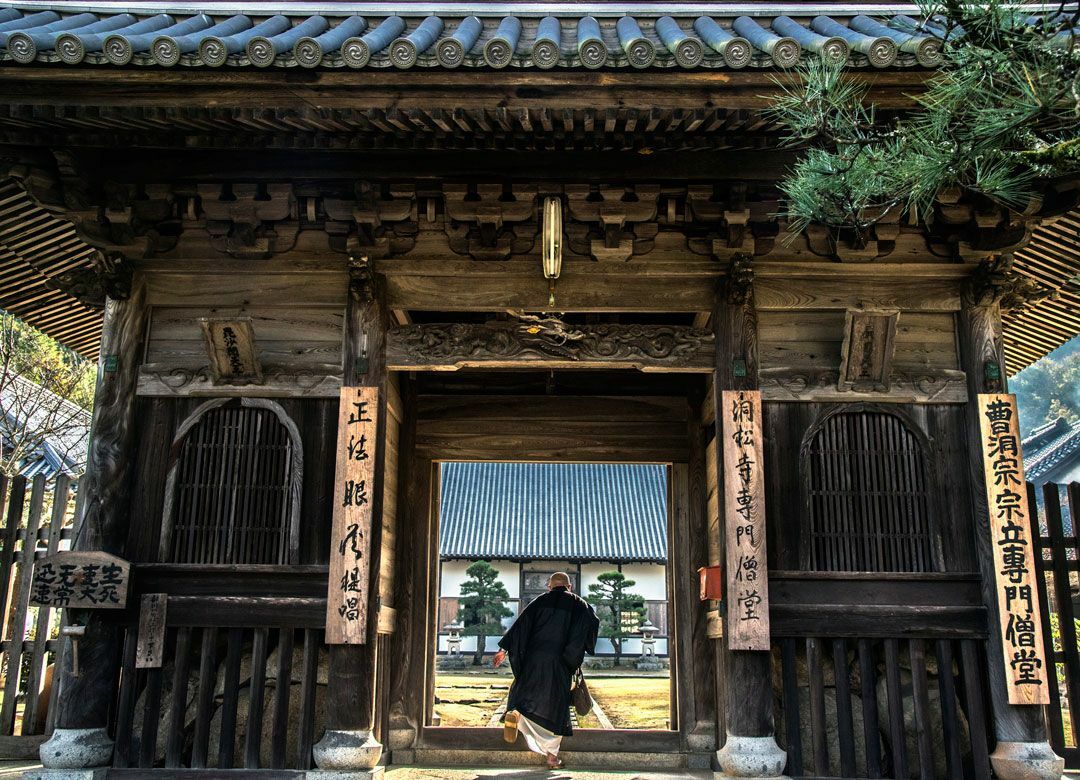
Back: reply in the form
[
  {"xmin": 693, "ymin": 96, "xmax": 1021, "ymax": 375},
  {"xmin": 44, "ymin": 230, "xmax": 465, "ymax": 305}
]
[
  {"xmin": 978, "ymin": 393, "xmax": 1050, "ymax": 704},
  {"xmin": 326, "ymin": 386, "xmax": 379, "ymax": 644},
  {"xmin": 721, "ymin": 389, "xmax": 770, "ymax": 651}
]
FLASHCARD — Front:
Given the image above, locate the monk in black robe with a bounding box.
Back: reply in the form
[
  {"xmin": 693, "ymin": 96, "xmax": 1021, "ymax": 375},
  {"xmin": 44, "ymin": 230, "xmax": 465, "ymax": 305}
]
[{"xmin": 493, "ymin": 572, "xmax": 599, "ymax": 768}]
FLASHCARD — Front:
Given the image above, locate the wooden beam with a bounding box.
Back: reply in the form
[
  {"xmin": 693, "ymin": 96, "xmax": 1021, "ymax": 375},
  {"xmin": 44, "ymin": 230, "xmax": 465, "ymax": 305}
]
[
  {"xmin": 0, "ymin": 68, "xmax": 930, "ymax": 113},
  {"xmin": 66, "ymin": 149, "xmax": 800, "ymax": 185},
  {"xmin": 378, "ymin": 261, "xmax": 716, "ymax": 313},
  {"xmin": 53, "ymin": 281, "xmax": 148, "ymax": 733},
  {"xmin": 386, "ymin": 322, "xmax": 714, "ymax": 373}
]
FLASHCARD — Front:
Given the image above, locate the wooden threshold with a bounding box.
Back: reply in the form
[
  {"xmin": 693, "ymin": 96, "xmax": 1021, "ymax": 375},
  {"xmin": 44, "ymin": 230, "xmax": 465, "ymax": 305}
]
[{"xmin": 419, "ymin": 726, "xmax": 682, "ymax": 753}]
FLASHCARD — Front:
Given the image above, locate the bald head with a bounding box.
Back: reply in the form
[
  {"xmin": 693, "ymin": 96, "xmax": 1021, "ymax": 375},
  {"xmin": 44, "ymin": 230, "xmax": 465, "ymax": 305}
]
[{"xmin": 548, "ymin": 572, "xmax": 571, "ymax": 591}]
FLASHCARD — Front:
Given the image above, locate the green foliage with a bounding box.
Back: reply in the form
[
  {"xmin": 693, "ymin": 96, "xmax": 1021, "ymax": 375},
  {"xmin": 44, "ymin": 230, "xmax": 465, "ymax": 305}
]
[
  {"xmin": 1011, "ymin": 337, "xmax": 1080, "ymax": 434},
  {"xmin": 587, "ymin": 571, "xmax": 646, "ymax": 666},
  {"xmin": 0, "ymin": 312, "xmax": 96, "ymax": 477},
  {"xmin": 1047, "ymin": 609, "xmax": 1080, "ymax": 654},
  {"xmin": 767, "ymin": 1, "xmax": 1080, "ymax": 236},
  {"xmin": 1, "ymin": 312, "xmax": 95, "ymax": 410},
  {"xmin": 456, "ymin": 561, "xmax": 512, "ymax": 664}
]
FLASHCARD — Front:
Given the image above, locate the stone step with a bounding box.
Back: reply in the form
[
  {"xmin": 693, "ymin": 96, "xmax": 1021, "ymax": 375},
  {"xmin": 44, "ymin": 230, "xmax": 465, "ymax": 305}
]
[
  {"xmin": 386, "ymin": 768, "xmax": 713, "ymax": 780},
  {"xmin": 405, "ymin": 748, "xmax": 708, "ymax": 771}
]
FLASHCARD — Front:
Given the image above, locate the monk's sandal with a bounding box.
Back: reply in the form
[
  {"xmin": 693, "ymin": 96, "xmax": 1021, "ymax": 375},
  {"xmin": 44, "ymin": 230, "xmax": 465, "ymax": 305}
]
[{"xmin": 503, "ymin": 710, "xmax": 520, "ymax": 743}]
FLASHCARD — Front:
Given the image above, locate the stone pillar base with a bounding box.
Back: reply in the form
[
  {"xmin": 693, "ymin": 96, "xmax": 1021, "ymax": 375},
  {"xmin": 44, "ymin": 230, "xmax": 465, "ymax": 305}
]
[
  {"xmin": 313, "ymin": 729, "xmax": 383, "ymax": 771},
  {"xmin": 306, "ymin": 770, "xmax": 384, "ymax": 780},
  {"xmin": 22, "ymin": 770, "xmax": 108, "ymax": 780},
  {"xmin": 39, "ymin": 728, "xmax": 113, "ymax": 770},
  {"xmin": 990, "ymin": 740, "xmax": 1064, "ymax": 780},
  {"xmin": 716, "ymin": 733, "xmax": 788, "ymax": 778}
]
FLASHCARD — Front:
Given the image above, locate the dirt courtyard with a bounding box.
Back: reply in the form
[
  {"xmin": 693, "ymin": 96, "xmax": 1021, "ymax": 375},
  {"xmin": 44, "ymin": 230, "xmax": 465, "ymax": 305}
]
[{"xmin": 433, "ymin": 670, "xmax": 671, "ymax": 730}]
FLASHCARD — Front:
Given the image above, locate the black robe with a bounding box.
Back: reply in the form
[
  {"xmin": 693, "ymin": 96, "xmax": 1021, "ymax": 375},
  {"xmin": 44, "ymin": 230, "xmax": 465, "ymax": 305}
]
[{"xmin": 498, "ymin": 586, "xmax": 600, "ymax": 736}]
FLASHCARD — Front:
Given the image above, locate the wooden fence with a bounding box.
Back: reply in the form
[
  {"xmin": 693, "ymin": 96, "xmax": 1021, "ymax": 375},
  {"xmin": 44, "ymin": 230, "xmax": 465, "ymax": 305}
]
[
  {"xmin": 0, "ymin": 474, "xmax": 79, "ymax": 757},
  {"xmin": 1031, "ymin": 480, "xmax": 1080, "ymax": 769}
]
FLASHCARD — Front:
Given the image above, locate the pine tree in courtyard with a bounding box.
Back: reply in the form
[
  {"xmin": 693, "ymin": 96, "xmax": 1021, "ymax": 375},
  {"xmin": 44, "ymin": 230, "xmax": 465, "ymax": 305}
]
[
  {"xmin": 456, "ymin": 561, "xmax": 513, "ymax": 665},
  {"xmin": 588, "ymin": 571, "xmax": 646, "ymax": 666}
]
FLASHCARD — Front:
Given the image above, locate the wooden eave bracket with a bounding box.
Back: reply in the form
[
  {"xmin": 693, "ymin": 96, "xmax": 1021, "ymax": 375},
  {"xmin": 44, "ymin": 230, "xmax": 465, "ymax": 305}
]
[
  {"xmin": 566, "ymin": 184, "xmax": 659, "ymax": 262},
  {"xmin": 442, "ymin": 183, "xmax": 537, "ymax": 260},
  {"xmin": 324, "ymin": 182, "xmax": 417, "ymax": 257},
  {"xmin": 196, "ymin": 183, "xmax": 298, "ymax": 258}
]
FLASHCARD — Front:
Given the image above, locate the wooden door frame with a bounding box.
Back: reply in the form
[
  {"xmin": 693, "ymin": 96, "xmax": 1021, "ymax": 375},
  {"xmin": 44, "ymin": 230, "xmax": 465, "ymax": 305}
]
[{"xmin": 385, "ymin": 387, "xmax": 715, "ymax": 758}]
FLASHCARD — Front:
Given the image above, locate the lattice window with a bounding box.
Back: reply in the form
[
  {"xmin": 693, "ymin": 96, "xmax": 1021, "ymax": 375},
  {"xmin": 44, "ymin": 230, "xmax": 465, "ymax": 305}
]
[
  {"xmin": 161, "ymin": 399, "xmax": 302, "ymax": 565},
  {"xmin": 802, "ymin": 409, "xmax": 940, "ymax": 573}
]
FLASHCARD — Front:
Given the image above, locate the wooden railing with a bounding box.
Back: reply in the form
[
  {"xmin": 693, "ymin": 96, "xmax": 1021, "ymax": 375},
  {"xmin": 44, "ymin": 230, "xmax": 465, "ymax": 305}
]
[
  {"xmin": 1031, "ymin": 481, "xmax": 1080, "ymax": 768},
  {"xmin": 0, "ymin": 474, "xmax": 78, "ymax": 756},
  {"xmin": 774, "ymin": 636, "xmax": 992, "ymax": 779},
  {"xmin": 769, "ymin": 572, "xmax": 992, "ymax": 779},
  {"xmin": 111, "ymin": 564, "xmax": 334, "ymax": 770},
  {"xmin": 113, "ymin": 624, "xmax": 324, "ymax": 770}
]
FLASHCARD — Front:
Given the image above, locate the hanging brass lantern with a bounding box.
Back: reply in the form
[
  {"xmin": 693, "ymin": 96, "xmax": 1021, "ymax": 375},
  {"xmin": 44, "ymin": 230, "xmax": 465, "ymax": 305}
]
[{"xmin": 541, "ymin": 196, "xmax": 562, "ymax": 307}]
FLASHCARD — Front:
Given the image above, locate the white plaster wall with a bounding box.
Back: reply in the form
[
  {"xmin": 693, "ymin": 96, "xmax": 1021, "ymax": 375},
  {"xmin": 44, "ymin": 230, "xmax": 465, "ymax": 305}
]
[
  {"xmin": 440, "ymin": 558, "xmax": 520, "ymax": 599},
  {"xmin": 579, "ymin": 562, "xmax": 667, "ymax": 600},
  {"xmin": 438, "ymin": 559, "xmax": 519, "ymax": 654}
]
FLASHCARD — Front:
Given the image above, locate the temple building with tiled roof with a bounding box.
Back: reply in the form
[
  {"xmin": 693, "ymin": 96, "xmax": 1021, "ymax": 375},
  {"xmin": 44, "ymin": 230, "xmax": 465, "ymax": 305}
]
[
  {"xmin": 1024, "ymin": 416, "xmax": 1080, "ymax": 486},
  {"xmin": 437, "ymin": 462, "xmax": 670, "ymax": 658}
]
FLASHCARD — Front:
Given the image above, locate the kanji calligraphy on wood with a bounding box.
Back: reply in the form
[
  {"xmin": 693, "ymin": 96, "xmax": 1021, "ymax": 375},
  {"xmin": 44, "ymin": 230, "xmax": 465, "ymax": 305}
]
[
  {"xmin": 721, "ymin": 389, "xmax": 770, "ymax": 651},
  {"xmin": 978, "ymin": 393, "xmax": 1050, "ymax": 704},
  {"xmin": 326, "ymin": 385, "xmax": 379, "ymax": 644},
  {"xmin": 30, "ymin": 551, "xmax": 129, "ymax": 610},
  {"xmin": 136, "ymin": 593, "xmax": 167, "ymax": 669},
  {"xmin": 199, "ymin": 318, "xmax": 262, "ymax": 385}
]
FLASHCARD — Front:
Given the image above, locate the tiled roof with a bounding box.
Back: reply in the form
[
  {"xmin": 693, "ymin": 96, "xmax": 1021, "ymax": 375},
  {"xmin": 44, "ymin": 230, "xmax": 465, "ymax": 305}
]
[
  {"xmin": 0, "ymin": 3, "xmax": 964, "ymax": 69},
  {"xmin": 439, "ymin": 462, "xmax": 668, "ymax": 563},
  {"xmin": 1023, "ymin": 416, "xmax": 1080, "ymax": 483},
  {"xmin": 0, "ymin": 374, "xmax": 90, "ymax": 479}
]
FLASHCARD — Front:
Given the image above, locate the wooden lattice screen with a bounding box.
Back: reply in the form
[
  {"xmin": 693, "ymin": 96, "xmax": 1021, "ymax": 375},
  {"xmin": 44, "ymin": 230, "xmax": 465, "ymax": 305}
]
[
  {"xmin": 804, "ymin": 410, "xmax": 939, "ymax": 573},
  {"xmin": 166, "ymin": 405, "xmax": 297, "ymax": 565}
]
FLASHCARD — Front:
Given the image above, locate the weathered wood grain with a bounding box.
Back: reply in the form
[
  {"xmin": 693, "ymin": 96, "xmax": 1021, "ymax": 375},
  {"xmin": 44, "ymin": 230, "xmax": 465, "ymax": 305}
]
[
  {"xmin": 149, "ymin": 306, "xmax": 344, "ymax": 343},
  {"xmin": 135, "ymin": 593, "xmax": 167, "ymax": 669},
  {"xmin": 326, "ymin": 386, "xmax": 379, "ymax": 645},
  {"xmin": 755, "ymin": 278, "xmax": 960, "ymax": 312},
  {"xmin": 144, "ymin": 271, "xmax": 347, "ymax": 307},
  {"xmin": 54, "ymin": 280, "xmax": 148, "ymax": 732},
  {"xmin": 976, "ymin": 393, "xmax": 1050, "ymax": 705},
  {"xmin": 721, "ymin": 390, "xmax": 770, "ymax": 651},
  {"xmin": 958, "ymin": 301, "xmax": 1048, "ymax": 743}
]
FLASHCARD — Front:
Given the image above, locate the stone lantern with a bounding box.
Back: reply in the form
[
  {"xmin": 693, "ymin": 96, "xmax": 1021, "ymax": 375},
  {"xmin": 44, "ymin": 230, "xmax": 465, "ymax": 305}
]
[
  {"xmin": 445, "ymin": 620, "xmax": 463, "ymax": 656},
  {"xmin": 636, "ymin": 618, "xmax": 662, "ymax": 670}
]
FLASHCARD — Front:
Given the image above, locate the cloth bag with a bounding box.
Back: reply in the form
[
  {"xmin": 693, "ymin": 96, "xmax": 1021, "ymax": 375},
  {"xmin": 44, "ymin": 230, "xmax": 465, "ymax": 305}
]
[{"xmin": 571, "ymin": 667, "xmax": 592, "ymax": 715}]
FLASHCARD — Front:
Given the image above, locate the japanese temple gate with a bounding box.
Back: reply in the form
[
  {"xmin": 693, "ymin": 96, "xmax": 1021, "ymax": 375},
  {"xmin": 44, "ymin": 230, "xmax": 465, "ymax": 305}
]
[{"xmin": 0, "ymin": 3, "xmax": 1077, "ymax": 779}]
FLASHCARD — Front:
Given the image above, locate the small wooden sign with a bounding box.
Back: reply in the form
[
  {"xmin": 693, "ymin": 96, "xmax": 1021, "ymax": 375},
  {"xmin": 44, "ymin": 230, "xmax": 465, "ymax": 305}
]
[
  {"xmin": 838, "ymin": 308, "xmax": 899, "ymax": 392},
  {"xmin": 721, "ymin": 389, "xmax": 770, "ymax": 651},
  {"xmin": 978, "ymin": 393, "xmax": 1050, "ymax": 705},
  {"xmin": 200, "ymin": 318, "xmax": 262, "ymax": 385},
  {"xmin": 136, "ymin": 593, "xmax": 167, "ymax": 669},
  {"xmin": 30, "ymin": 551, "xmax": 130, "ymax": 610},
  {"xmin": 326, "ymin": 386, "xmax": 379, "ymax": 644}
]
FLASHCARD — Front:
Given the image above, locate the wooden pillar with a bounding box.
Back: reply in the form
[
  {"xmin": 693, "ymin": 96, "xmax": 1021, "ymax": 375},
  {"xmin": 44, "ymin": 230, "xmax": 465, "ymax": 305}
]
[
  {"xmin": 958, "ymin": 287, "xmax": 1063, "ymax": 779},
  {"xmin": 43, "ymin": 279, "xmax": 147, "ymax": 768},
  {"xmin": 313, "ymin": 259, "xmax": 389, "ymax": 773},
  {"xmin": 711, "ymin": 259, "xmax": 786, "ymax": 777}
]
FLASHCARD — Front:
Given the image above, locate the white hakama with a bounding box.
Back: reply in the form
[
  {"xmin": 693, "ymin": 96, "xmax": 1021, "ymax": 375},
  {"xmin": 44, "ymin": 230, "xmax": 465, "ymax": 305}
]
[{"xmin": 517, "ymin": 713, "xmax": 563, "ymax": 757}]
